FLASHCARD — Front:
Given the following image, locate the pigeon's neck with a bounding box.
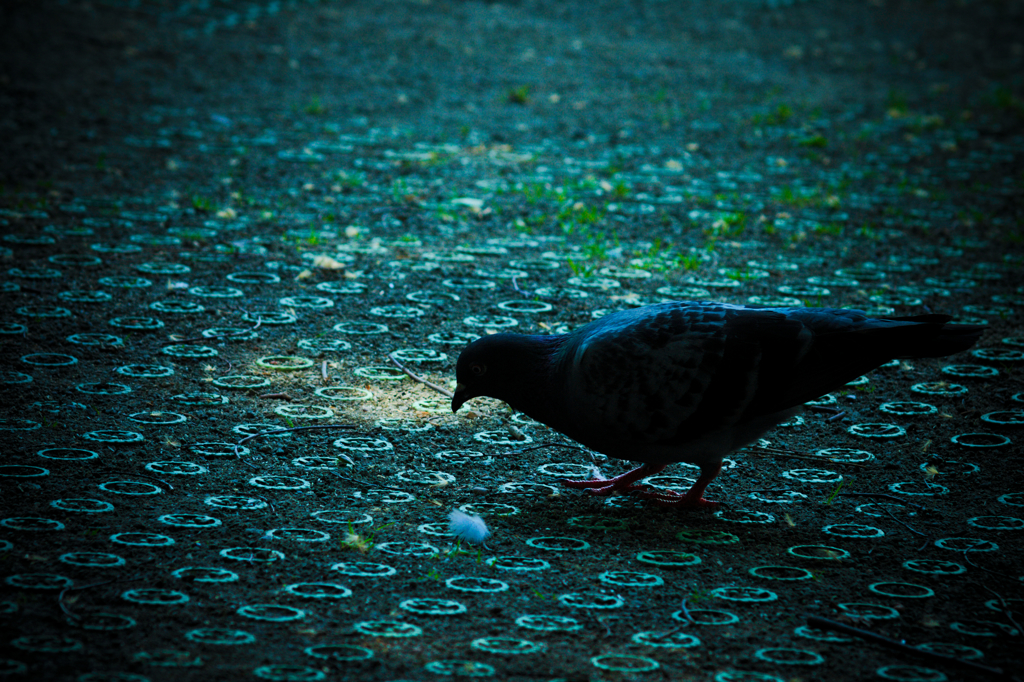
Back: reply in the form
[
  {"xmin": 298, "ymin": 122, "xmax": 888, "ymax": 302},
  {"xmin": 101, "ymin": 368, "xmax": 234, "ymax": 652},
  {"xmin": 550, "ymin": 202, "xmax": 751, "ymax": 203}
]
[{"xmin": 498, "ymin": 334, "xmax": 569, "ymax": 424}]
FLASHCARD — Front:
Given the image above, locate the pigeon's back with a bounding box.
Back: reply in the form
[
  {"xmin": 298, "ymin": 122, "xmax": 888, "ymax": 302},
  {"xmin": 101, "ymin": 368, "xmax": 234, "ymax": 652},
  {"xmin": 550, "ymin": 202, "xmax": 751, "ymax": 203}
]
[{"xmin": 553, "ymin": 301, "xmax": 982, "ymax": 464}]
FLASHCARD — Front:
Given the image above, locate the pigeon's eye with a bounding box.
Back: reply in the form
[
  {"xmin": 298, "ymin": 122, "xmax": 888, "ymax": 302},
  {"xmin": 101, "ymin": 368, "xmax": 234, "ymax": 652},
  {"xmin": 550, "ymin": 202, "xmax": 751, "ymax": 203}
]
[{"xmin": 470, "ymin": 363, "xmax": 487, "ymax": 377}]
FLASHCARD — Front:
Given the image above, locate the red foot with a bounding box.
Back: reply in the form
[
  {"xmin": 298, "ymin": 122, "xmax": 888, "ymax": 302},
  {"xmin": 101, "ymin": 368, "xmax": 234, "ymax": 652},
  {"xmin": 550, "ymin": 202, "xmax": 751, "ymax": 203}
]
[
  {"xmin": 639, "ymin": 463, "xmax": 724, "ymax": 510},
  {"xmin": 562, "ymin": 464, "xmax": 665, "ymax": 497},
  {"xmin": 642, "ymin": 490, "xmax": 721, "ymax": 509},
  {"xmin": 562, "ymin": 462, "xmax": 724, "ymax": 510},
  {"xmin": 562, "ymin": 480, "xmax": 648, "ymax": 496}
]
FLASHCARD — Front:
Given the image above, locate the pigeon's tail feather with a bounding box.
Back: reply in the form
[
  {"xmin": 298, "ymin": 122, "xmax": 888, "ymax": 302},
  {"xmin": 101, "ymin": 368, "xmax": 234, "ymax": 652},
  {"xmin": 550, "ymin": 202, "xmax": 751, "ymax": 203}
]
[
  {"xmin": 883, "ymin": 316, "xmax": 985, "ymax": 358},
  {"xmin": 833, "ymin": 315, "xmax": 983, "ymax": 366},
  {"xmin": 755, "ymin": 315, "xmax": 983, "ymax": 411}
]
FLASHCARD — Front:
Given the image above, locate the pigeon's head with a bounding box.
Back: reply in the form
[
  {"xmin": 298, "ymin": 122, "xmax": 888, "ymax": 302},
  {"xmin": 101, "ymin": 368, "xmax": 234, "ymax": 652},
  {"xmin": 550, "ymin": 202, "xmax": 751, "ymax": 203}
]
[
  {"xmin": 452, "ymin": 333, "xmax": 561, "ymax": 413},
  {"xmin": 452, "ymin": 334, "xmax": 513, "ymax": 412}
]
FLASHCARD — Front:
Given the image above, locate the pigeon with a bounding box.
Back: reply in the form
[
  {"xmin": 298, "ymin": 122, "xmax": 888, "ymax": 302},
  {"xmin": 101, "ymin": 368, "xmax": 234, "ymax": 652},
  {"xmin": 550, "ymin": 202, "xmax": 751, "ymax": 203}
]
[{"xmin": 451, "ymin": 301, "xmax": 984, "ymax": 509}]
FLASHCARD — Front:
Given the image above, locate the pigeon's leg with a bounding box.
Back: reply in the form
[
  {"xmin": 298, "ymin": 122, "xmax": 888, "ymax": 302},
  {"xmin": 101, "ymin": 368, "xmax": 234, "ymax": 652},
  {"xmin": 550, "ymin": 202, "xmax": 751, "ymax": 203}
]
[
  {"xmin": 640, "ymin": 463, "xmax": 722, "ymax": 509},
  {"xmin": 562, "ymin": 463, "xmax": 666, "ymax": 497}
]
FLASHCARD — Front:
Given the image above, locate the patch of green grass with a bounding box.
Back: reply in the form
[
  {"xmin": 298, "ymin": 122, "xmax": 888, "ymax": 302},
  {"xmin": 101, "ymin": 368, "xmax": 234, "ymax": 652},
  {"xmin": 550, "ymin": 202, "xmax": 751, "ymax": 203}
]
[
  {"xmin": 191, "ymin": 194, "xmax": 216, "ymax": 212},
  {"xmin": 175, "ymin": 230, "xmax": 210, "ymax": 242},
  {"xmin": 990, "ymin": 85, "xmax": 1024, "ymax": 118},
  {"xmin": 335, "ymin": 170, "xmax": 366, "ymax": 189},
  {"xmin": 856, "ymin": 224, "xmax": 881, "ymax": 241},
  {"xmin": 750, "ymin": 103, "xmax": 794, "ymax": 126},
  {"xmin": 303, "ymin": 95, "xmax": 326, "ymax": 115},
  {"xmin": 886, "ymin": 89, "xmax": 909, "ymax": 116},
  {"xmin": 824, "ymin": 481, "xmax": 845, "ymax": 505},
  {"xmin": 638, "ymin": 238, "xmax": 667, "ymax": 259},
  {"xmin": 687, "ymin": 587, "xmax": 711, "ymax": 604},
  {"xmin": 721, "ymin": 267, "xmax": 758, "ymax": 282},
  {"xmin": 390, "ymin": 178, "xmax": 409, "ymax": 201},
  {"xmin": 774, "ymin": 185, "xmax": 820, "ymax": 209},
  {"xmin": 811, "ymin": 222, "xmax": 843, "ymax": 237},
  {"xmin": 678, "ymin": 254, "xmax": 703, "ymax": 271},
  {"xmin": 906, "ymin": 113, "xmax": 947, "ymax": 133},
  {"xmin": 340, "ymin": 521, "xmax": 394, "ymax": 553},
  {"xmin": 514, "ymin": 182, "xmax": 562, "ymax": 204},
  {"xmin": 419, "ymin": 568, "xmax": 442, "ymax": 582},
  {"xmin": 704, "ymin": 212, "xmax": 747, "ymax": 239},
  {"xmin": 566, "ymin": 257, "xmax": 589, "ymax": 277},
  {"xmin": 796, "ymin": 133, "xmax": 828, "ymax": 148},
  {"xmin": 557, "ymin": 202, "xmax": 605, "ymax": 233},
  {"xmin": 507, "ymin": 85, "xmax": 530, "ymax": 105}
]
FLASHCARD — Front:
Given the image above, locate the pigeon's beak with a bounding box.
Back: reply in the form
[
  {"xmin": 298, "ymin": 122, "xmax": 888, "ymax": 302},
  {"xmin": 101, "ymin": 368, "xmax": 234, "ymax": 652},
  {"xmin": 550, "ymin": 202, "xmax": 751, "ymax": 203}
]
[{"xmin": 452, "ymin": 383, "xmax": 470, "ymax": 413}]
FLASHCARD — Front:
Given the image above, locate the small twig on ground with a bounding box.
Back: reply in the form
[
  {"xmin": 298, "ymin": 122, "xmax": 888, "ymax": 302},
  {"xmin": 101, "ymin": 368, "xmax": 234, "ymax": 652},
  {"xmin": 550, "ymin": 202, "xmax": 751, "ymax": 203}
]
[
  {"xmin": 961, "ymin": 549, "xmax": 1020, "ymax": 583},
  {"xmin": 838, "ymin": 492, "xmax": 928, "ymax": 511},
  {"xmin": 388, "ymin": 355, "xmax": 453, "ymax": 398},
  {"xmin": 511, "ymin": 276, "xmax": 525, "ymax": 295},
  {"xmin": 827, "ymin": 410, "xmax": 848, "ymax": 422},
  {"xmin": 236, "ymin": 424, "xmax": 356, "ymax": 447},
  {"xmin": 501, "ymin": 442, "xmax": 590, "ymax": 456},
  {"xmin": 101, "ymin": 469, "xmax": 173, "ymax": 491},
  {"xmin": 169, "ymin": 319, "xmax": 261, "ymax": 343},
  {"xmin": 962, "ymin": 551, "xmax": 1024, "ymax": 638},
  {"xmin": 805, "ymin": 615, "xmax": 1012, "ymax": 680},
  {"xmin": 806, "ymin": 405, "xmax": 842, "ymax": 415},
  {"xmin": 233, "ymin": 424, "xmax": 357, "ymax": 460},
  {"xmin": 647, "ymin": 625, "xmax": 684, "ymax": 641},
  {"xmin": 973, "ymin": 580, "xmax": 1024, "ymax": 638},
  {"xmin": 879, "ymin": 502, "xmax": 927, "ymax": 537},
  {"xmin": 747, "ymin": 445, "xmax": 807, "ymax": 455},
  {"xmin": 678, "ymin": 597, "xmax": 693, "ymax": 623},
  {"xmin": 327, "ymin": 469, "xmax": 406, "ymax": 492},
  {"xmin": 258, "ymin": 393, "xmax": 293, "ymax": 400},
  {"xmin": 59, "ymin": 580, "xmax": 113, "ymax": 619},
  {"xmin": 59, "ymin": 575, "xmax": 144, "ymax": 620},
  {"xmin": 745, "ymin": 447, "xmax": 866, "ymax": 467}
]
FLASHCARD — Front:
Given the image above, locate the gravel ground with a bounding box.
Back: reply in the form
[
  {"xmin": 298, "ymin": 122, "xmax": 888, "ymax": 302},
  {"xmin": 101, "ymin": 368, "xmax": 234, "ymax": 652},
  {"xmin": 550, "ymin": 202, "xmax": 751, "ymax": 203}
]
[{"xmin": 1, "ymin": 1, "xmax": 1023, "ymax": 681}]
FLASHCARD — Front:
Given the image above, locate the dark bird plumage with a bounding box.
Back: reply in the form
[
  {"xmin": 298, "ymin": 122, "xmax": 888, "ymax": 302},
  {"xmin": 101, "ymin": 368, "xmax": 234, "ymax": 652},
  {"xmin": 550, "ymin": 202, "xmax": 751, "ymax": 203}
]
[{"xmin": 452, "ymin": 301, "xmax": 984, "ymax": 508}]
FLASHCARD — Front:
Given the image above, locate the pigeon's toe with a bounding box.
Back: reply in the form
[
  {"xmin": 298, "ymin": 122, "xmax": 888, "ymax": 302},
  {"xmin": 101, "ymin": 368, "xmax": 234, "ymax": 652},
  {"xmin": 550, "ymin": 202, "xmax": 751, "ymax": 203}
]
[
  {"xmin": 561, "ymin": 463, "xmax": 665, "ymax": 497},
  {"xmin": 562, "ymin": 477, "xmax": 610, "ymax": 489},
  {"xmin": 645, "ymin": 492, "xmax": 721, "ymax": 510},
  {"xmin": 562, "ymin": 478, "xmax": 646, "ymax": 497}
]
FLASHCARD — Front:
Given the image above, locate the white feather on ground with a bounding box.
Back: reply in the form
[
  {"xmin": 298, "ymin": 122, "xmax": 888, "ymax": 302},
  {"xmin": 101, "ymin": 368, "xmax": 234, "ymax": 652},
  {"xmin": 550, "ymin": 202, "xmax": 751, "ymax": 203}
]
[{"xmin": 449, "ymin": 509, "xmax": 490, "ymax": 544}]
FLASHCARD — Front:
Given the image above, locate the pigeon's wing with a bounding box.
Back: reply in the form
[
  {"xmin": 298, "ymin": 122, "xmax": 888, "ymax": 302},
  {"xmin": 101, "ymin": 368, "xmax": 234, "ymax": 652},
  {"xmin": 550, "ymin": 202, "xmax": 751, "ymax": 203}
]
[
  {"xmin": 562, "ymin": 302, "xmax": 812, "ymax": 445},
  {"xmin": 743, "ymin": 308, "xmax": 973, "ymax": 411}
]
